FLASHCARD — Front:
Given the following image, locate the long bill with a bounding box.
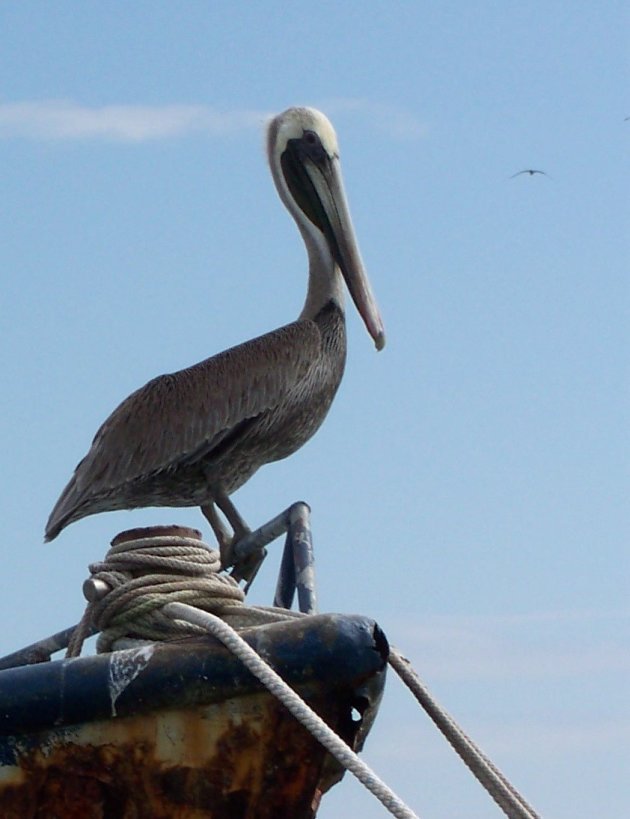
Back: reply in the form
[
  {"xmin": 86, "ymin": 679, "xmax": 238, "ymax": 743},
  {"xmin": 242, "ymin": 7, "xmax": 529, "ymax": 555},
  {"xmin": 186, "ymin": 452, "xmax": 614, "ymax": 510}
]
[{"xmin": 305, "ymin": 156, "xmax": 386, "ymax": 351}]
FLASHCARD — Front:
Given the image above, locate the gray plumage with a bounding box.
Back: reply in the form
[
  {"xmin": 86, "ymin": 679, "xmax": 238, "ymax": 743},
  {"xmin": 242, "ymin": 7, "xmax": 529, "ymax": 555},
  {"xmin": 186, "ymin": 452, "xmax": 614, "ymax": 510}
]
[
  {"xmin": 45, "ymin": 107, "xmax": 384, "ymax": 550},
  {"xmin": 47, "ymin": 308, "xmax": 343, "ymax": 538}
]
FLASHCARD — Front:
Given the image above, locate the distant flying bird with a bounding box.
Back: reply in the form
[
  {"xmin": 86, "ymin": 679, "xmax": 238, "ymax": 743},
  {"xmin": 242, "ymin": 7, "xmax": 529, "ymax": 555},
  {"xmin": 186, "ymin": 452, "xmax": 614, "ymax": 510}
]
[
  {"xmin": 510, "ymin": 169, "xmax": 549, "ymax": 178},
  {"xmin": 45, "ymin": 107, "xmax": 385, "ymax": 568}
]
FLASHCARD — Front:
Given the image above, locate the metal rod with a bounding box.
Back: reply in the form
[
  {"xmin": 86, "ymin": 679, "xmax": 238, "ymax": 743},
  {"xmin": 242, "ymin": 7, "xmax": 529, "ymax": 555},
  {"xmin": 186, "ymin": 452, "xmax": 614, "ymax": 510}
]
[
  {"xmin": 0, "ymin": 623, "xmax": 97, "ymax": 671},
  {"xmin": 232, "ymin": 506, "xmax": 294, "ymax": 561},
  {"xmin": 273, "ymin": 533, "xmax": 298, "ymax": 609},
  {"xmin": 272, "ymin": 502, "xmax": 316, "ymax": 613},
  {"xmin": 231, "ymin": 504, "xmax": 297, "ymax": 586},
  {"xmin": 289, "ymin": 503, "xmax": 317, "ymax": 615}
]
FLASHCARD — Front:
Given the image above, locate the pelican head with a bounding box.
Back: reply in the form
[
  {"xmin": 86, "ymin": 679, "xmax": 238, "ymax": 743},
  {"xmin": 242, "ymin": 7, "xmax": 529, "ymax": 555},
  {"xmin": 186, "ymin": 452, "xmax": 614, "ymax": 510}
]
[{"xmin": 267, "ymin": 107, "xmax": 385, "ymax": 351}]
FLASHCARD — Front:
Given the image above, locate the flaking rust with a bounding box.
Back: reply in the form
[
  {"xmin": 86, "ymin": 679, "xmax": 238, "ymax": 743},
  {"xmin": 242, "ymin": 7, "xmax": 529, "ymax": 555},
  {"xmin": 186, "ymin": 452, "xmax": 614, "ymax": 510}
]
[
  {"xmin": 0, "ymin": 614, "xmax": 388, "ymax": 818},
  {"xmin": 1, "ymin": 681, "xmax": 372, "ymax": 818}
]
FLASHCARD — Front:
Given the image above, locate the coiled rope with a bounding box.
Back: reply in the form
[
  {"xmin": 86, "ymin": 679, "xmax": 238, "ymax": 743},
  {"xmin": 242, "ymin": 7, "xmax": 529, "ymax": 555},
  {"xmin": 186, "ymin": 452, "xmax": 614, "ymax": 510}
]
[
  {"xmin": 67, "ymin": 525, "xmax": 301, "ymax": 657},
  {"xmin": 68, "ymin": 527, "xmax": 539, "ymax": 819}
]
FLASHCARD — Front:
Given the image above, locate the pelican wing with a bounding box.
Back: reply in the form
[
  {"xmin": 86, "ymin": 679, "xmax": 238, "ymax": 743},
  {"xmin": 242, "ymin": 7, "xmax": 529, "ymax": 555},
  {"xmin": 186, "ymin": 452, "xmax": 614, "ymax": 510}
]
[{"xmin": 47, "ymin": 320, "xmax": 321, "ymax": 530}]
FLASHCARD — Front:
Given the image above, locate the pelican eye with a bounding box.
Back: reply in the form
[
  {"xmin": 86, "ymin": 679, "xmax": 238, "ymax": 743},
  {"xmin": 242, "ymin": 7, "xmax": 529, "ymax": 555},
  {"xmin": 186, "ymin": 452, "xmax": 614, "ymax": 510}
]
[{"xmin": 301, "ymin": 129, "xmax": 328, "ymax": 163}]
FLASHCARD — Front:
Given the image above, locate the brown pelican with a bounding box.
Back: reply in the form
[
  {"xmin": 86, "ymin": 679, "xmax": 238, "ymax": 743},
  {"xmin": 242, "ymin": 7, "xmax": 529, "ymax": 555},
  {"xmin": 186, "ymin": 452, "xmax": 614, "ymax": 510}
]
[
  {"xmin": 510, "ymin": 169, "xmax": 549, "ymax": 178},
  {"xmin": 45, "ymin": 107, "xmax": 385, "ymax": 567}
]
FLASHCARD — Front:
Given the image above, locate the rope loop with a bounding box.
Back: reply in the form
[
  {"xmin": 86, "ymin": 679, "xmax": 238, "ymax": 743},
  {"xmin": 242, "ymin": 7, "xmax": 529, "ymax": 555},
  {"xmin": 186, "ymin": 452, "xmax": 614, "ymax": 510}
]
[
  {"xmin": 67, "ymin": 527, "xmax": 246, "ymax": 656},
  {"xmin": 67, "ymin": 525, "xmax": 302, "ymax": 657}
]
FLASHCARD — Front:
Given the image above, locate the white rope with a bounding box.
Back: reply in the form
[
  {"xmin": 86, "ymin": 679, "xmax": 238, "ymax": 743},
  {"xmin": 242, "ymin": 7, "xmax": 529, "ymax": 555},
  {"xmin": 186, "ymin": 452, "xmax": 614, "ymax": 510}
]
[
  {"xmin": 69, "ymin": 530, "xmax": 538, "ymax": 819},
  {"xmin": 165, "ymin": 602, "xmax": 420, "ymax": 819},
  {"xmin": 389, "ymin": 648, "xmax": 541, "ymax": 819}
]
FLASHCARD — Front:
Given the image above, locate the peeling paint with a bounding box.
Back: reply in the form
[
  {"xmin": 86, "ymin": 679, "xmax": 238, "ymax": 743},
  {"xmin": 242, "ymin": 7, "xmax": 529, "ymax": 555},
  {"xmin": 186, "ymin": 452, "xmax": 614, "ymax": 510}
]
[{"xmin": 108, "ymin": 644, "xmax": 155, "ymax": 716}]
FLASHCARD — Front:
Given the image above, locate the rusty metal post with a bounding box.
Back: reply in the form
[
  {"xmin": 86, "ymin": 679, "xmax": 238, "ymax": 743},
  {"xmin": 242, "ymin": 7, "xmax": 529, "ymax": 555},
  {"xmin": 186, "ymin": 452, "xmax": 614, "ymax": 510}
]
[
  {"xmin": 290, "ymin": 503, "xmax": 317, "ymax": 615},
  {"xmin": 0, "ymin": 623, "xmax": 97, "ymax": 671},
  {"xmin": 273, "ymin": 534, "xmax": 296, "ymax": 610},
  {"xmin": 273, "ymin": 503, "xmax": 317, "ymax": 614}
]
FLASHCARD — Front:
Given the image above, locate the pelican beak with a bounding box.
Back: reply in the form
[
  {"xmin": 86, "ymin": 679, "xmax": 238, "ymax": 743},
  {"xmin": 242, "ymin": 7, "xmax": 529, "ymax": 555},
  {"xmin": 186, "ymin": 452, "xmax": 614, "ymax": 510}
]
[
  {"xmin": 311, "ymin": 156, "xmax": 385, "ymax": 351},
  {"xmin": 281, "ymin": 145, "xmax": 385, "ymax": 351}
]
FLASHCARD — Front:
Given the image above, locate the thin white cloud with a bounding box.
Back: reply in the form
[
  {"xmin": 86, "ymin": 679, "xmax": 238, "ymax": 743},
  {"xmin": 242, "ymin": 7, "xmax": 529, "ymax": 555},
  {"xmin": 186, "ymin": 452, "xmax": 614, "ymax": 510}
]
[
  {"xmin": 0, "ymin": 100, "xmax": 270, "ymax": 142},
  {"xmin": 388, "ymin": 608, "xmax": 630, "ymax": 680},
  {"xmin": 0, "ymin": 98, "xmax": 427, "ymax": 143},
  {"xmin": 372, "ymin": 715, "xmax": 630, "ymax": 763},
  {"xmin": 479, "ymin": 716, "xmax": 630, "ymax": 758},
  {"xmin": 401, "ymin": 606, "xmax": 630, "ymax": 629}
]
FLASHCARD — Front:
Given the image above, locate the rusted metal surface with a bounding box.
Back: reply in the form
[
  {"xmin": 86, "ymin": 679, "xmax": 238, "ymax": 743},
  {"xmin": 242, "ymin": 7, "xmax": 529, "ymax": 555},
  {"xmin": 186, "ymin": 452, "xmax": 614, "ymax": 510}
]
[
  {"xmin": 273, "ymin": 502, "xmax": 316, "ymax": 613},
  {"xmin": 0, "ymin": 614, "xmax": 388, "ymax": 818}
]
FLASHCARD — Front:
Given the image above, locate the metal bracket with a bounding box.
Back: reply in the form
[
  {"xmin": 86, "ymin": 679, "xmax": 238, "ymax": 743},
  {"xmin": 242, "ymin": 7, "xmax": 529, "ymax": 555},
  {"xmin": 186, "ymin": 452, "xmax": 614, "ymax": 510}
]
[{"xmin": 230, "ymin": 501, "xmax": 317, "ymax": 615}]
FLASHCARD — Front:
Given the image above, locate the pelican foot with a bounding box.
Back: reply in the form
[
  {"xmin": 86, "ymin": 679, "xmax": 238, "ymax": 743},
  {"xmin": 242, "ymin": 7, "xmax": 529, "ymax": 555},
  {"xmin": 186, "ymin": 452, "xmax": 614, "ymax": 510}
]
[
  {"xmin": 201, "ymin": 499, "xmax": 251, "ymax": 570},
  {"xmin": 230, "ymin": 541, "xmax": 267, "ymax": 586},
  {"xmin": 219, "ymin": 527, "xmax": 253, "ymax": 573}
]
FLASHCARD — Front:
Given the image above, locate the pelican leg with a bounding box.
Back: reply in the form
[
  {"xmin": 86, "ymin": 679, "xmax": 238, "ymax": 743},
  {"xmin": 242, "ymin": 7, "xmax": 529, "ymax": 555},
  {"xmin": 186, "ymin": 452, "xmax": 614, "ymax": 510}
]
[
  {"xmin": 201, "ymin": 502, "xmax": 234, "ymax": 566},
  {"xmin": 216, "ymin": 493, "xmax": 251, "ymax": 539},
  {"xmin": 202, "ymin": 495, "xmax": 252, "ymax": 570}
]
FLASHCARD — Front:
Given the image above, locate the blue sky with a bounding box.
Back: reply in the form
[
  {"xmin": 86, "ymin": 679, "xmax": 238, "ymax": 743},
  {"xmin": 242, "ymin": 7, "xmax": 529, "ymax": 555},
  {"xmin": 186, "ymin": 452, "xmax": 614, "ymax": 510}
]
[{"xmin": 1, "ymin": 3, "xmax": 628, "ymax": 817}]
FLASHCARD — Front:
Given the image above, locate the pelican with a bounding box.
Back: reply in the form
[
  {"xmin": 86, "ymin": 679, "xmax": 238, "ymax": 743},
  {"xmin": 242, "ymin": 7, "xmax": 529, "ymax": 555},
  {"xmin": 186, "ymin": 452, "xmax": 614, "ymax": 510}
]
[{"xmin": 45, "ymin": 107, "xmax": 385, "ymax": 568}]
